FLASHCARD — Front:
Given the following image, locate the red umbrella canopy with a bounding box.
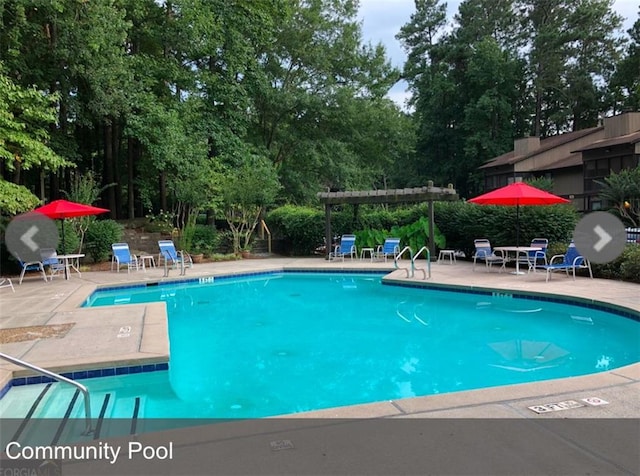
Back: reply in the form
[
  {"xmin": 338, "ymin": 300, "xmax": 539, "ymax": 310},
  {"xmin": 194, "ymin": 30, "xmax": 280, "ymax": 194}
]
[
  {"xmin": 468, "ymin": 182, "xmax": 570, "ymax": 206},
  {"xmin": 33, "ymin": 199, "xmax": 109, "ymax": 219}
]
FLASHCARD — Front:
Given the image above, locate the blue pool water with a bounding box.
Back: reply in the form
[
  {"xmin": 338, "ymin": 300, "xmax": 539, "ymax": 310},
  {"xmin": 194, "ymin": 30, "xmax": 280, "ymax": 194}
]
[{"xmin": 3, "ymin": 272, "xmax": 640, "ymax": 421}]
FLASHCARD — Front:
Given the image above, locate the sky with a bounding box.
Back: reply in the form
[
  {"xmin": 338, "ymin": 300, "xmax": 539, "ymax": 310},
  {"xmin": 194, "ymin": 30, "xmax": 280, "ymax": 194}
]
[{"xmin": 357, "ymin": 0, "xmax": 639, "ymax": 109}]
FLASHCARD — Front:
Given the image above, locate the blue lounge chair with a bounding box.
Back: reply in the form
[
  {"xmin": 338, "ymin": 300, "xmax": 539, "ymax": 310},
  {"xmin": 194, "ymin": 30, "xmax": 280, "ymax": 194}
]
[
  {"xmin": 16, "ymin": 254, "xmax": 48, "ymax": 285},
  {"xmin": 329, "ymin": 234, "xmax": 357, "ymax": 261},
  {"xmin": 517, "ymin": 237, "xmax": 548, "ymax": 272},
  {"xmin": 158, "ymin": 240, "xmax": 193, "ymax": 269},
  {"xmin": 111, "ymin": 243, "xmax": 139, "ymax": 273},
  {"xmin": 540, "ymin": 241, "xmax": 593, "ymax": 282},
  {"xmin": 376, "ymin": 238, "xmax": 401, "ymax": 262},
  {"xmin": 40, "ymin": 248, "xmax": 69, "ymax": 280},
  {"xmin": 472, "ymin": 239, "xmax": 506, "ymax": 272}
]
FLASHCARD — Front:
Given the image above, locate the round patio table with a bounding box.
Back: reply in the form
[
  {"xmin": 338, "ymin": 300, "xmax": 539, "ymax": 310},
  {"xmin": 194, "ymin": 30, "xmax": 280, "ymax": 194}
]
[
  {"xmin": 56, "ymin": 253, "xmax": 85, "ymax": 280},
  {"xmin": 493, "ymin": 246, "xmax": 542, "ymax": 275}
]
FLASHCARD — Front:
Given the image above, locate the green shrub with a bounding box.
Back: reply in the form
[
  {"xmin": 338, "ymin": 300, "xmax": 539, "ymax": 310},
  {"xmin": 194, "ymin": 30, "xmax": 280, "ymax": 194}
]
[
  {"xmin": 354, "ymin": 217, "xmax": 446, "ymax": 253},
  {"xmin": 144, "ymin": 210, "xmax": 175, "ymax": 233},
  {"xmin": 434, "ymin": 202, "xmax": 578, "ymax": 258},
  {"xmin": 619, "ymin": 245, "xmax": 640, "ymax": 283},
  {"xmin": 58, "ymin": 221, "xmax": 80, "ymax": 254},
  {"xmin": 358, "ymin": 208, "xmax": 399, "ymax": 230},
  {"xmin": 353, "ymin": 228, "xmax": 389, "ymax": 249},
  {"xmin": 84, "ymin": 220, "xmax": 123, "ymax": 262},
  {"xmin": 267, "ymin": 202, "xmax": 579, "ymax": 259},
  {"xmin": 213, "ymin": 230, "xmax": 235, "ymax": 254},
  {"xmin": 585, "ymin": 245, "xmax": 640, "ymax": 282},
  {"xmin": 190, "ymin": 224, "xmax": 219, "ymax": 255},
  {"xmin": 267, "ymin": 205, "xmax": 325, "ymax": 255},
  {"xmin": 209, "ymin": 253, "xmax": 241, "ymax": 261},
  {"xmin": 546, "ymin": 241, "xmax": 570, "ymax": 260}
]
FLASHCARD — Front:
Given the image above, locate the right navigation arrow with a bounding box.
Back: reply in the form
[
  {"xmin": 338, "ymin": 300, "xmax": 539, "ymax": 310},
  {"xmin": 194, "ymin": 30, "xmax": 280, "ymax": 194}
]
[{"xmin": 593, "ymin": 225, "xmax": 612, "ymax": 252}]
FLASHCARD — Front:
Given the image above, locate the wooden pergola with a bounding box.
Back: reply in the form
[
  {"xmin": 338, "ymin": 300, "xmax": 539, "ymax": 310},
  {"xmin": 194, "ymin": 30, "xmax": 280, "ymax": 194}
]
[{"xmin": 317, "ymin": 182, "xmax": 459, "ymax": 260}]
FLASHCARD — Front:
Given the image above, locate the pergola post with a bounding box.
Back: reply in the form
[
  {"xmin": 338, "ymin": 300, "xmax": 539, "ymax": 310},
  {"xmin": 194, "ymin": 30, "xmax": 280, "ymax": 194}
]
[
  {"xmin": 428, "ymin": 200, "xmax": 436, "ymax": 261},
  {"xmin": 324, "ymin": 203, "xmax": 332, "ymax": 260}
]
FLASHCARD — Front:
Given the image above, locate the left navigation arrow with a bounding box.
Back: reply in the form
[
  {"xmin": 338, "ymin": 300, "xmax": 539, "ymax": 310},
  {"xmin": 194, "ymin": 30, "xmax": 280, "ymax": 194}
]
[{"xmin": 20, "ymin": 225, "xmax": 39, "ymax": 251}]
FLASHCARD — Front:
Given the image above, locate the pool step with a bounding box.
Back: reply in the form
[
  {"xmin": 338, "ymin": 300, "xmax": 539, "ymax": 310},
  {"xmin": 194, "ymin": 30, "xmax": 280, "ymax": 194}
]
[
  {"xmin": 2, "ymin": 383, "xmax": 146, "ymax": 445},
  {"xmin": 10, "ymin": 383, "xmax": 53, "ymax": 443}
]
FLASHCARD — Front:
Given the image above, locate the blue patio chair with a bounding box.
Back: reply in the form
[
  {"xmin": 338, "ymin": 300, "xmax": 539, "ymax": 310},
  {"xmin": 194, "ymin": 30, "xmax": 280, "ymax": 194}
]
[
  {"xmin": 17, "ymin": 255, "xmax": 48, "ymax": 285},
  {"xmin": 540, "ymin": 241, "xmax": 593, "ymax": 282},
  {"xmin": 517, "ymin": 237, "xmax": 548, "ymax": 272},
  {"xmin": 472, "ymin": 239, "xmax": 506, "ymax": 272},
  {"xmin": 158, "ymin": 240, "xmax": 193, "ymax": 269},
  {"xmin": 376, "ymin": 238, "xmax": 401, "ymax": 262},
  {"xmin": 329, "ymin": 234, "xmax": 357, "ymax": 261},
  {"xmin": 40, "ymin": 248, "xmax": 69, "ymax": 280},
  {"xmin": 111, "ymin": 243, "xmax": 139, "ymax": 273}
]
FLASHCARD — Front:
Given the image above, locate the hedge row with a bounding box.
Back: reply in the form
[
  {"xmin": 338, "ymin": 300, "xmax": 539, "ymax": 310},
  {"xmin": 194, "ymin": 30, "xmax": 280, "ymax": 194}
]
[
  {"xmin": 433, "ymin": 202, "xmax": 579, "ymax": 258},
  {"xmin": 266, "ymin": 202, "xmax": 579, "ymax": 258},
  {"xmin": 591, "ymin": 244, "xmax": 640, "ymax": 283}
]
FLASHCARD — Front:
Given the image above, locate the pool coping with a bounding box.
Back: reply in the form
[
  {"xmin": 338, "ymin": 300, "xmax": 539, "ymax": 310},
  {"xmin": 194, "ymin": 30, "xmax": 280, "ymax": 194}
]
[
  {"xmin": 1, "ymin": 258, "xmax": 639, "ymax": 419},
  {"xmin": 382, "ymin": 275, "xmax": 640, "ymax": 320}
]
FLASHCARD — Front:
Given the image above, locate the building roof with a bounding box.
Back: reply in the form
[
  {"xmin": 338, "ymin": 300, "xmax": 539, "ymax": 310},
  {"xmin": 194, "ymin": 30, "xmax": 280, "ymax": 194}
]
[
  {"xmin": 572, "ymin": 130, "xmax": 640, "ymax": 152},
  {"xmin": 529, "ymin": 153, "xmax": 583, "ymax": 172},
  {"xmin": 479, "ymin": 126, "xmax": 602, "ymax": 169}
]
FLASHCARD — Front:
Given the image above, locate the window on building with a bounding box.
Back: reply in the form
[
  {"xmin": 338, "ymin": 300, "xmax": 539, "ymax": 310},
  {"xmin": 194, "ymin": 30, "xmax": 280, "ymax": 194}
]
[
  {"xmin": 622, "ymin": 155, "xmax": 638, "ymax": 169},
  {"xmin": 609, "ymin": 156, "xmax": 622, "ymax": 173},
  {"xmin": 595, "ymin": 158, "xmax": 608, "ymax": 177}
]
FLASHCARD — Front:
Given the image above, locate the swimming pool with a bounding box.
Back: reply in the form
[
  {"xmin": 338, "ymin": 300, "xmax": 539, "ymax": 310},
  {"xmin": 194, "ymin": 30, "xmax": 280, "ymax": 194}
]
[{"xmin": 2, "ymin": 272, "xmax": 639, "ymax": 422}]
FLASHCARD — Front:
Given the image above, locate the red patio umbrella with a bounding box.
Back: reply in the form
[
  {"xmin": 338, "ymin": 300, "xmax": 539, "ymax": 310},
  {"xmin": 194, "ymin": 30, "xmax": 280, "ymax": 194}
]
[
  {"xmin": 33, "ymin": 199, "xmax": 109, "ymax": 253},
  {"xmin": 468, "ymin": 182, "xmax": 570, "ymax": 246}
]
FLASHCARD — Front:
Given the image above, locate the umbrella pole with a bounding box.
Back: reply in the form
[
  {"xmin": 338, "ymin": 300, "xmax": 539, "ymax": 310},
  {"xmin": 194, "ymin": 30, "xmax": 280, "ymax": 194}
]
[
  {"xmin": 61, "ymin": 219, "xmax": 66, "ymax": 255},
  {"xmin": 516, "ymin": 205, "xmax": 520, "ymax": 247}
]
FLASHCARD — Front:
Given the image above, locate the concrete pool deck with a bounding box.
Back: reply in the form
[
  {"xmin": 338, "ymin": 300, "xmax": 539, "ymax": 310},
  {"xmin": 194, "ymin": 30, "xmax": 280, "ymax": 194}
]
[{"xmin": 0, "ymin": 256, "xmax": 639, "ymax": 421}]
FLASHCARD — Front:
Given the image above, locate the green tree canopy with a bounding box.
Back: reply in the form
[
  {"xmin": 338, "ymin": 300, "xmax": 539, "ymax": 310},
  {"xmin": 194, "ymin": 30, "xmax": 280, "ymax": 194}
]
[
  {"xmin": 0, "ymin": 65, "xmax": 70, "ymax": 215},
  {"xmin": 223, "ymin": 155, "xmax": 281, "ymax": 253}
]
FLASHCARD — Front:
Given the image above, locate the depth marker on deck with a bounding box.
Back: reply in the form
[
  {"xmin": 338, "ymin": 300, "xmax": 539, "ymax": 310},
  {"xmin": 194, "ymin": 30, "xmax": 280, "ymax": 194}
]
[{"xmin": 528, "ymin": 400, "xmax": 584, "ymax": 414}]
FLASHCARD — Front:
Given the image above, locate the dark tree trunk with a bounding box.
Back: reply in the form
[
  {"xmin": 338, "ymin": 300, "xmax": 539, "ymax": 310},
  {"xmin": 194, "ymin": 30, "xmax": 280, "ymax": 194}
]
[
  {"xmin": 113, "ymin": 121, "xmax": 122, "ymax": 216},
  {"xmin": 103, "ymin": 121, "xmax": 117, "ymax": 218},
  {"xmin": 159, "ymin": 171, "xmax": 167, "ymax": 212},
  {"xmin": 534, "ymin": 88, "xmax": 542, "ymax": 137},
  {"xmin": 127, "ymin": 137, "xmax": 136, "ymax": 219},
  {"xmin": 50, "ymin": 172, "xmax": 60, "ymax": 200}
]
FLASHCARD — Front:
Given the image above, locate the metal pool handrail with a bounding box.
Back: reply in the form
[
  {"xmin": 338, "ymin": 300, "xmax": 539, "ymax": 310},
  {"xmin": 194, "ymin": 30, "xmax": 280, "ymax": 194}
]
[
  {"xmin": 412, "ymin": 246, "xmax": 431, "ymax": 279},
  {"xmin": 394, "ymin": 246, "xmax": 413, "ymax": 277},
  {"xmin": 0, "ymin": 351, "xmax": 93, "ymax": 435}
]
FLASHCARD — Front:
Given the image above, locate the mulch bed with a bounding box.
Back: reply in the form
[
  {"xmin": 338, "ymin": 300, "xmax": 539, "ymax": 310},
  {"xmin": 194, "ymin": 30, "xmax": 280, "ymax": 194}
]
[{"xmin": 0, "ymin": 323, "xmax": 75, "ymax": 344}]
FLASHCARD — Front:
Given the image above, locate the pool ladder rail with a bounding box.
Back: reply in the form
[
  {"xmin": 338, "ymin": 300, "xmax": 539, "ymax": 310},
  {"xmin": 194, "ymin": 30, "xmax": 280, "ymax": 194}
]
[
  {"xmin": 412, "ymin": 246, "xmax": 431, "ymax": 280},
  {"xmin": 0, "ymin": 351, "xmax": 93, "ymax": 436},
  {"xmin": 162, "ymin": 250, "xmax": 188, "ymax": 277},
  {"xmin": 393, "ymin": 246, "xmax": 431, "ymax": 280},
  {"xmin": 0, "ymin": 352, "xmax": 148, "ymax": 445}
]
